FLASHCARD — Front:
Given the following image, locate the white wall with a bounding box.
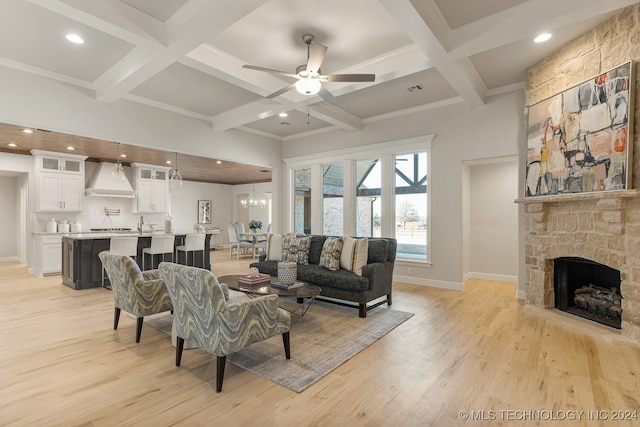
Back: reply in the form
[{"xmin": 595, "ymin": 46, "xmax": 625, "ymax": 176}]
[
  {"xmin": 466, "ymin": 159, "xmax": 518, "ymax": 283},
  {"xmin": 283, "ymin": 90, "xmax": 525, "ymax": 288},
  {"xmin": 0, "ymin": 175, "xmax": 18, "ymax": 261},
  {"xmin": 170, "ymin": 180, "xmax": 235, "ymax": 247}
]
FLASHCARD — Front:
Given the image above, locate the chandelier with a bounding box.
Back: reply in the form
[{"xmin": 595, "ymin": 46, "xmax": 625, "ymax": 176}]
[
  {"xmin": 170, "ymin": 152, "xmax": 183, "ymax": 188},
  {"xmin": 111, "ymin": 142, "xmax": 125, "ymax": 182},
  {"xmin": 241, "ymin": 172, "xmax": 266, "ymax": 208}
]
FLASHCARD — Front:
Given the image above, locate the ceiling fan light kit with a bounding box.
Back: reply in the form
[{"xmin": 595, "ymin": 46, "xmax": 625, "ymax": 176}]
[
  {"xmin": 296, "ymin": 78, "xmax": 322, "ymax": 95},
  {"xmin": 243, "ymin": 33, "xmax": 375, "ymax": 103}
]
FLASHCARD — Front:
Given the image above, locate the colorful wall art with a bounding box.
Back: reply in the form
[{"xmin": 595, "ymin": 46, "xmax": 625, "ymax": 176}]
[{"xmin": 526, "ymin": 61, "xmax": 634, "ymax": 197}]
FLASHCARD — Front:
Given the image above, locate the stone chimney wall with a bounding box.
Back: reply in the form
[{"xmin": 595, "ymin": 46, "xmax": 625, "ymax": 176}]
[{"xmin": 523, "ymin": 4, "xmax": 640, "ymax": 342}]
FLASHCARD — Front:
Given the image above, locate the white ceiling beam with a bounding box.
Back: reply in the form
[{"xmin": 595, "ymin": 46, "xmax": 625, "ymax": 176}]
[
  {"xmin": 303, "ymin": 103, "xmax": 363, "ymax": 131},
  {"xmin": 94, "ymin": 0, "xmax": 269, "ymax": 103},
  {"xmin": 380, "ymin": 0, "xmax": 486, "ymax": 107},
  {"xmin": 182, "ymin": 44, "xmax": 294, "ymax": 97},
  {"xmin": 448, "ymin": 0, "xmax": 640, "ymax": 59},
  {"xmin": 26, "ymin": 0, "xmax": 165, "ymax": 46}
]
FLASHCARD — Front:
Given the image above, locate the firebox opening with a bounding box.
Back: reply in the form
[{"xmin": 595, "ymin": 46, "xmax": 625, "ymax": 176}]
[{"xmin": 554, "ymin": 257, "xmax": 622, "ymax": 329}]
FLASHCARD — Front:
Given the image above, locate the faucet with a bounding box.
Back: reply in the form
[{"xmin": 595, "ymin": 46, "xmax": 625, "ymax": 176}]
[{"xmin": 137, "ymin": 215, "xmax": 144, "ymax": 234}]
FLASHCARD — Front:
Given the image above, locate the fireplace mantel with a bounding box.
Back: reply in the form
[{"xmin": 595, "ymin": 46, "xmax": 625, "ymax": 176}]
[{"xmin": 515, "ymin": 189, "xmax": 640, "ymax": 204}]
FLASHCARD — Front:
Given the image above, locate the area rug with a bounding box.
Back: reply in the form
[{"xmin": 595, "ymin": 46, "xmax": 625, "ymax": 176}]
[{"xmin": 146, "ymin": 300, "xmax": 413, "ymax": 392}]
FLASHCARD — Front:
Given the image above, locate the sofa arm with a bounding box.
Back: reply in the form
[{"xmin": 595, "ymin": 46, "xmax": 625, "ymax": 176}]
[{"xmin": 361, "ymin": 262, "xmax": 394, "ymax": 296}]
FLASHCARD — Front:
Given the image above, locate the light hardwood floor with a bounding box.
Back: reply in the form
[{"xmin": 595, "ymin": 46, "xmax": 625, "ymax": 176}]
[{"xmin": 1, "ymin": 249, "xmax": 639, "ymax": 426}]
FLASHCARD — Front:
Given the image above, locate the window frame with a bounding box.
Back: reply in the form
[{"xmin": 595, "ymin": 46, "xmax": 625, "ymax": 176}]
[{"xmin": 283, "ymin": 135, "xmax": 433, "ymax": 264}]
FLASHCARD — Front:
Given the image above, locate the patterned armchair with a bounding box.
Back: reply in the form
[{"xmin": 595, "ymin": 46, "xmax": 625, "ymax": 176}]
[
  {"xmin": 158, "ymin": 262, "xmax": 291, "ymax": 393},
  {"xmin": 98, "ymin": 252, "xmax": 173, "ymax": 343}
]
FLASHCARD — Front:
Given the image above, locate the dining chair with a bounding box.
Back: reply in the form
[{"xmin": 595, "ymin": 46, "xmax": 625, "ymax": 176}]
[
  {"xmin": 175, "ymin": 233, "xmax": 206, "ymax": 267},
  {"xmin": 227, "ymin": 223, "xmax": 252, "ymax": 260},
  {"xmin": 142, "ymin": 235, "xmax": 175, "ymax": 270},
  {"xmin": 158, "ymin": 262, "xmax": 290, "ymax": 392},
  {"xmin": 101, "ymin": 236, "xmax": 138, "ymax": 288},
  {"xmin": 99, "ymin": 252, "xmax": 172, "ymax": 343}
]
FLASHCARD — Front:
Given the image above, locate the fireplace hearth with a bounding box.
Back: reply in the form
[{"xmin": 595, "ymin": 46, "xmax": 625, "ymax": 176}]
[{"xmin": 554, "ymin": 257, "xmax": 622, "ymax": 329}]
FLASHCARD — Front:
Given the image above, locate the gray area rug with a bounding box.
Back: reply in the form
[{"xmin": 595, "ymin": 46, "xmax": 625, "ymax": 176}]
[{"xmin": 146, "ymin": 300, "xmax": 413, "ymax": 392}]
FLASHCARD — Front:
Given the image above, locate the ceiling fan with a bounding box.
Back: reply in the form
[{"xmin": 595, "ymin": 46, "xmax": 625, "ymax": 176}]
[{"xmin": 243, "ymin": 34, "xmax": 375, "ymax": 104}]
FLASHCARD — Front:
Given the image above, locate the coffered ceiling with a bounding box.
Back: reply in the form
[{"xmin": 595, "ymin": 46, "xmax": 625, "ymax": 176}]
[{"xmin": 0, "ymin": 0, "xmax": 635, "ymax": 182}]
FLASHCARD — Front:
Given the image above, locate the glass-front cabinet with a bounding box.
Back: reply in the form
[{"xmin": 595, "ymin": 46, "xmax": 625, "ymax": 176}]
[
  {"xmin": 31, "ymin": 150, "xmax": 87, "ymax": 212},
  {"xmin": 131, "ymin": 163, "xmax": 171, "ymax": 213}
]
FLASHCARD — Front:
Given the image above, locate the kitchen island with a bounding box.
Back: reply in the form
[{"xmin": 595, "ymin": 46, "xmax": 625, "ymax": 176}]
[{"xmin": 61, "ymin": 231, "xmax": 215, "ymax": 290}]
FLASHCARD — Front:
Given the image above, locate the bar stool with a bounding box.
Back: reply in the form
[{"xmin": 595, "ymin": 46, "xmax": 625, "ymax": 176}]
[
  {"xmin": 175, "ymin": 233, "xmax": 206, "ymax": 267},
  {"xmin": 142, "ymin": 235, "xmax": 175, "ymax": 270},
  {"xmin": 102, "ymin": 236, "xmax": 138, "ymax": 287}
]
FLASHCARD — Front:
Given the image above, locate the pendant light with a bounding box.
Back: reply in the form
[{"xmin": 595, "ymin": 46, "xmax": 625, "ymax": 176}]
[
  {"xmin": 112, "ymin": 142, "xmax": 125, "ymax": 182},
  {"xmin": 241, "ymin": 172, "xmax": 266, "ymax": 208},
  {"xmin": 170, "ymin": 152, "xmax": 183, "ymax": 188}
]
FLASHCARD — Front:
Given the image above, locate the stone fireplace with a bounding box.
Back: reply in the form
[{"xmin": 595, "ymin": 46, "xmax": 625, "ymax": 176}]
[
  {"xmin": 521, "ymin": 4, "xmax": 640, "ymax": 343},
  {"xmin": 522, "ymin": 192, "xmax": 640, "ymax": 341}
]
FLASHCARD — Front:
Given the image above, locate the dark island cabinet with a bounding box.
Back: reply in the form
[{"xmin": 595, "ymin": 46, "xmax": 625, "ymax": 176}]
[{"xmin": 61, "ymin": 234, "xmax": 211, "ymax": 290}]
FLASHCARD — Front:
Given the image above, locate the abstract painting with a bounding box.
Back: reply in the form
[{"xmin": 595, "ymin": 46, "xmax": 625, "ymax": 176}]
[{"xmin": 526, "ymin": 61, "xmax": 634, "ymax": 197}]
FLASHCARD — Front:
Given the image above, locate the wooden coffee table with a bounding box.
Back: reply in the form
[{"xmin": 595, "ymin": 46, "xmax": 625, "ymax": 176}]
[{"xmin": 217, "ymin": 274, "xmax": 321, "ymax": 317}]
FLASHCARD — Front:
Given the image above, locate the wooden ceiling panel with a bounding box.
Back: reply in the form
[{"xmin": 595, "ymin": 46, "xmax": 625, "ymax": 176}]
[{"xmin": 0, "ymin": 123, "xmax": 271, "ymax": 185}]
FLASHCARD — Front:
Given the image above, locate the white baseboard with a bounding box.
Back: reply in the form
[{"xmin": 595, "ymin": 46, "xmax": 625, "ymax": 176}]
[
  {"xmin": 516, "ymin": 289, "xmax": 526, "ymax": 300},
  {"xmin": 0, "ymin": 257, "xmax": 20, "ymax": 263},
  {"xmin": 464, "ymin": 271, "xmax": 517, "ymax": 283},
  {"xmin": 393, "ymin": 274, "xmax": 463, "ymax": 291}
]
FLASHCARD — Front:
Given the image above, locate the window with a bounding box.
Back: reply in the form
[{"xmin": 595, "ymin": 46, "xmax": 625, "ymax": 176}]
[
  {"xmin": 285, "ymin": 136, "xmax": 432, "ymax": 263},
  {"xmin": 395, "ymin": 152, "xmax": 428, "ymax": 260},
  {"xmin": 356, "ymin": 159, "xmax": 381, "ymax": 237},
  {"xmin": 293, "ymin": 167, "xmax": 311, "ymax": 234},
  {"xmin": 323, "ymin": 163, "xmax": 343, "ymax": 235}
]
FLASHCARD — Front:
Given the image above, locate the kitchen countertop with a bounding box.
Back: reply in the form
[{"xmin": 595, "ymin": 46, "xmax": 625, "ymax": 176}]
[{"xmin": 34, "ymin": 230, "xmax": 220, "ymax": 239}]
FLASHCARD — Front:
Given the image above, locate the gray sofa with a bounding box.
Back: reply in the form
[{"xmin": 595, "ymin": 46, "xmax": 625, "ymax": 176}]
[{"xmin": 250, "ymin": 235, "xmax": 396, "ymax": 317}]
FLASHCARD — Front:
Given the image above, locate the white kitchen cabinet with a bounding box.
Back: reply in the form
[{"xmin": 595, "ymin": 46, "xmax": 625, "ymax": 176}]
[
  {"xmin": 31, "ymin": 150, "xmax": 87, "ymax": 212},
  {"xmin": 131, "ymin": 163, "xmax": 170, "ymax": 213},
  {"xmin": 33, "ymin": 234, "xmax": 62, "ymax": 276}
]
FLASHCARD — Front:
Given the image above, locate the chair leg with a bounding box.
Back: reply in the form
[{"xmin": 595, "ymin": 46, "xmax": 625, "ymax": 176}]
[
  {"xmin": 282, "ymin": 332, "xmax": 291, "ymax": 359},
  {"xmin": 176, "ymin": 337, "xmax": 184, "ymax": 366},
  {"xmin": 114, "ymin": 307, "xmax": 121, "ymax": 329},
  {"xmin": 216, "ymin": 356, "xmax": 226, "ymax": 393},
  {"xmin": 135, "ymin": 317, "xmax": 144, "ymax": 343}
]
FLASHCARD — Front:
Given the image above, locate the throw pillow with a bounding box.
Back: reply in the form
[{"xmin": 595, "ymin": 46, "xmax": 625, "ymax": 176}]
[
  {"xmin": 340, "ymin": 236, "xmax": 368, "ymax": 276},
  {"xmin": 281, "ymin": 235, "xmax": 312, "ymax": 265},
  {"xmin": 319, "ymin": 237, "xmax": 343, "ymax": 271},
  {"xmin": 266, "ymin": 233, "xmax": 283, "ymax": 261}
]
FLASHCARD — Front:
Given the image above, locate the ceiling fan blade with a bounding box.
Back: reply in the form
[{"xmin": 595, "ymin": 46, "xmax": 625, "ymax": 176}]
[
  {"xmin": 265, "ymin": 82, "xmax": 297, "ymax": 99},
  {"xmin": 321, "ymin": 74, "xmax": 376, "ymax": 82},
  {"xmin": 306, "ymin": 43, "xmax": 327, "ymax": 74},
  {"xmin": 318, "ymin": 86, "xmax": 336, "ymax": 104},
  {"xmin": 243, "ymin": 65, "xmax": 296, "ymax": 78}
]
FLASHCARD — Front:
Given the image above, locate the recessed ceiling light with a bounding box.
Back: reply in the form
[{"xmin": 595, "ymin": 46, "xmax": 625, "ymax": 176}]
[
  {"xmin": 216, "ymin": 160, "xmax": 222, "ymax": 164},
  {"xmin": 120, "ymin": 154, "xmax": 127, "ymax": 158},
  {"xmin": 278, "ymin": 112, "xmax": 288, "ymax": 118},
  {"xmin": 66, "ymin": 33, "xmax": 84, "ymax": 44},
  {"xmin": 7, "ymin": 143, "xmax": 18, "ymax": 148},
  {"xmin": 22, "ymin": 129, "xmax": 33, "ymax": 134},
  {"xmin": 66, "ymin": 146, "xmax": 75, "ymax": 151},
  {"xmin": 166, "ymin": 160, "xmax": 172, "ymax": 164},
  {"xmin": 534, "ymin": 33, "xmax": 552, "ymax": 43}
]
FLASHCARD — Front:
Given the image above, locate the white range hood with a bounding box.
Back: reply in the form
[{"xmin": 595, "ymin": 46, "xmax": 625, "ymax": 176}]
[{"xmin": 85, "ymin": 162, "xmax": 136, "ymax": 198}]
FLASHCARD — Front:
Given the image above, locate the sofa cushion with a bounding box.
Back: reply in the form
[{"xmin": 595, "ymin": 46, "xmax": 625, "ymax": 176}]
[
  {"xmin": 340, "ymin": 236, "xmax": 368, "ymax": 276},
  {"xmin": 307, "ymin": 235, "xmax": 327, "ymax": 265},
  {"xmin": 297, "ymin": 264, "xmax": 370, "ymax": 292},
  {"xmin": 266, "ymin": 233, "xmax": 283, "ymax": 261},
  {"xmin": 281, "ymin": 235, "xmax": 312, "ymax": 264},
  {"xmin": 319, "ymin": 237, "xmax": 343, "ymax": 271},
  {"xmin": 367, "ymin": 239, "xmax": 390, "ymax": 263}
]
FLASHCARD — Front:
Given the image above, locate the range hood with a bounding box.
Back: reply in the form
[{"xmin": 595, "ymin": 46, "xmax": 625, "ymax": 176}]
[{"xmin": 85, "ymin": 162, "xmax": 136, "ymax": 198}]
